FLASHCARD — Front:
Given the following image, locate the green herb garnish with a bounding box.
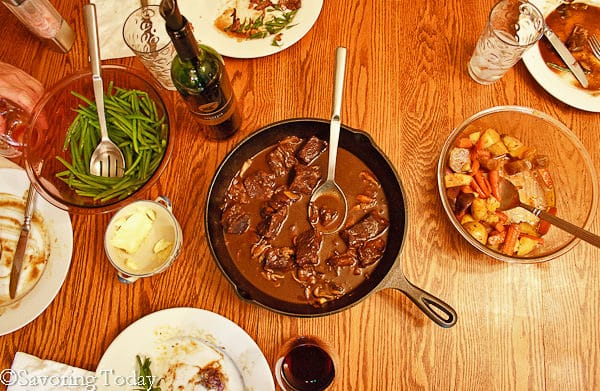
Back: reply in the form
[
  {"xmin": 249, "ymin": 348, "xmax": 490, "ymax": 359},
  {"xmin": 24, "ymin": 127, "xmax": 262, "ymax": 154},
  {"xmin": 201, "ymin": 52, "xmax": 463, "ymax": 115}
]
[
  {"xmin": 225, "ymin": 7, "xmax": 300, "ymax": 46},
  {"xmin": 546, "ymin": 61, "xmax": 570, "ymax": 72},
  {"xmin": 135, "ymin": 355, "xmax": 162, "ymax": 391}
]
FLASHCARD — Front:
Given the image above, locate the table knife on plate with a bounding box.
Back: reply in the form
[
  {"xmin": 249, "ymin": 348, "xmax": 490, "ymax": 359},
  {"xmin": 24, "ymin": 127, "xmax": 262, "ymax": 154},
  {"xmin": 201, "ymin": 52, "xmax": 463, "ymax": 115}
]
[
  {"xmin": 544, "ymin": 26, "xmax": 589, "ymax": 88},
  {"xmin": 9, "ymin": 185, "xmax": 37, "ymax": 299}
]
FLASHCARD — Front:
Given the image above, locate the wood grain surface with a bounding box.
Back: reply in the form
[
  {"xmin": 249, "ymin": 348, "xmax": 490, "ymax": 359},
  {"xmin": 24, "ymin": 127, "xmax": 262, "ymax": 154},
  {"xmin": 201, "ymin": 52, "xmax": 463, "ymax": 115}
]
[{"xmin": 1, "ymin": 0, "xmax": 599, "ymax": 390}]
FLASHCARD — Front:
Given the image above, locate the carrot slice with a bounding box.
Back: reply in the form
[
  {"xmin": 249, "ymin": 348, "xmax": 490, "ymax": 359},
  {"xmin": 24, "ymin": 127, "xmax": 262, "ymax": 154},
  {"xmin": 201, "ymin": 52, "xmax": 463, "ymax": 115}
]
[
  {"xmin": 501, "ymin": 223, "xmax": 520, "ymax": 255},
  {"xmin": 488, "ymin": 169, "xmax": 500, "ymax": 200},
  {"xmin": 456, "ymin": 137, "xmax": 473, "ymax": 148},
  {"xmin": 473, "ymin": 172, "xmax": 491, "ymax": 198},
  {"xmin": 537, "ymin": 207, "xmax": 557, "ymax": 235},
  {"xmin": 471, "ymin": 159, "xmax": 480, "ymax": 175},
  {"xmin": 470, "ymin": 177, "xmax": 487, "ymax": 198},
  {"xmin": 536, "ymin": 168, "xmax": 554, "ymax": 189}
]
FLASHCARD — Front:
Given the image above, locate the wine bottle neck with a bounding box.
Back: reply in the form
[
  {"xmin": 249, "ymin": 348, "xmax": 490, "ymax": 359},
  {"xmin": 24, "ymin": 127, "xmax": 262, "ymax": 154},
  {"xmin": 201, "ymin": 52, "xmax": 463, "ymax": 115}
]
[{"xmin": 165, "ymin": 16, "xmax": 202, "ymax": 61}]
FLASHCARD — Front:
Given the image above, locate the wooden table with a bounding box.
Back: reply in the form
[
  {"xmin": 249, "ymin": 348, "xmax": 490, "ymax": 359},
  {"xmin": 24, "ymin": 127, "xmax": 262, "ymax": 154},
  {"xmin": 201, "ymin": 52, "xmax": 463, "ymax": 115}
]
[{"xmin": 1, "ymin": 0, "xmax": 600, "ymax": 389}]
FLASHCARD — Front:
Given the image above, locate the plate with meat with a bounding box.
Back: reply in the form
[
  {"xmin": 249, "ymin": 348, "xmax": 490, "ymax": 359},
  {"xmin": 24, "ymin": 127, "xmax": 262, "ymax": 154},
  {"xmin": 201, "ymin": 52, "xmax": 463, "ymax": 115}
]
[
  {"xmin": 522, "ymin": 0, "xmax": 600, "ymax": 111},
  {"xmin": 179, "ymin": 0, "xmax": 323, "ymax": 58},
  {"xmin": 0, "ymin": 167, "xmax": 72, "ymax": 335},
  {"xmin": 96, "ymin": 307, "xmax": 275, "ymax": 391}
]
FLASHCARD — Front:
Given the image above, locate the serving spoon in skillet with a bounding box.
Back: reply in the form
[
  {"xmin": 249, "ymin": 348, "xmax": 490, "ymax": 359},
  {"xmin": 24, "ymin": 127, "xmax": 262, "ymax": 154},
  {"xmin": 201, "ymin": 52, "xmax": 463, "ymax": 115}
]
[
  {"xmin": 308, "ymin": 47, "xmax": 348, "ymax": 234},
  {"xmin": 499, "ymin": 177, "xmax": 600, "ymax": 248}
]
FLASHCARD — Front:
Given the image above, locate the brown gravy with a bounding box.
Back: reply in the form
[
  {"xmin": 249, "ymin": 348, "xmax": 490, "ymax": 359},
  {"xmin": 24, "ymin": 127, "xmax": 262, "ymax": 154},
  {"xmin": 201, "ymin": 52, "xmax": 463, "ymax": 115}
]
[
  {"xmin": 540, "ymin": 2, "xmax": 600, "ymax": 91},
  {"xmin": 221, "ymin": 139, "xmax": 389, "ymax": 306}
]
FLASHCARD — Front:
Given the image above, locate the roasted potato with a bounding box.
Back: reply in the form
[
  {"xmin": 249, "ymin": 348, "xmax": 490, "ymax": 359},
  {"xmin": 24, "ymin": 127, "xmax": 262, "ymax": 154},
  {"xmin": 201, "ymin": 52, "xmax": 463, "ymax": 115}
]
[{"xmin": 463, "ymin": 221, "xmax": 488, "ymax": 245}]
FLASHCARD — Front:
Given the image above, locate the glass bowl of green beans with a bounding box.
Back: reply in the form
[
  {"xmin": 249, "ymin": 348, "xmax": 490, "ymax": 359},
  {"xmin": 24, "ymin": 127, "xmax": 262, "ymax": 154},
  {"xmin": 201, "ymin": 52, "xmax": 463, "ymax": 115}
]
[{"xmin": 22, "ymin": 65, "xmax": 172, "ymax": 214}]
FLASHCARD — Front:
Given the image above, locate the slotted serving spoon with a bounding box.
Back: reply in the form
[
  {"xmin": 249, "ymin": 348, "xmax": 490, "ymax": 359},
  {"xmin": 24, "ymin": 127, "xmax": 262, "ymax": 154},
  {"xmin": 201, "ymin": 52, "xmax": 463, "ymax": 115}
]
[
  {"xmin": 498, "ymin": 177, "xmax": 600, "ymax": 248},
  {"xmin": 84, "ymin": 4, "xmax": 125, "ymax": 177}
]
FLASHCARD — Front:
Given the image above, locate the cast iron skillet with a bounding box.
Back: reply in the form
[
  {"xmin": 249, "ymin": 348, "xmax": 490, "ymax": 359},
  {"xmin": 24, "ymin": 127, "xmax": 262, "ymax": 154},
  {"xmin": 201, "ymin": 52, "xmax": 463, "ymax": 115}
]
[{"xmin": 205, "ymin": 119, "xmax": 457, "ymax": 328}]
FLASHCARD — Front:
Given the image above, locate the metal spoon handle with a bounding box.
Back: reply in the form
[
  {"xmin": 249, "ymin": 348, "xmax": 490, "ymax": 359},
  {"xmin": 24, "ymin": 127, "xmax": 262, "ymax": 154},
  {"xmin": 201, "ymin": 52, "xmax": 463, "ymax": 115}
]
[
  {"xmin": 83, "ymin": 4, "xmax": 109, "ymax": 141},
  {"xmin": 327, "ymin": 46, "xmax": 346, "ymax": 181},
  {"xmin": 523, "ymin": 204, "xmax": 600, "ymax": 248}
]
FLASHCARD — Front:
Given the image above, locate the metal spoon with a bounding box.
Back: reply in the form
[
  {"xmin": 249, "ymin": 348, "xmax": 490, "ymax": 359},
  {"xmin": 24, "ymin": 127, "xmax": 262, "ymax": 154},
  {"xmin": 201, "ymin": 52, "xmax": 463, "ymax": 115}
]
[
  {"xmin": 498, "ymin": 177, "xmax": 600, "ymax": 248},
  {"xmin": 84, "ymin": 4, "xmax": 125, "ymax": 177},
  {"xmin": 308, "ymin": 47, "xmax": 348, "ymax": 234}
]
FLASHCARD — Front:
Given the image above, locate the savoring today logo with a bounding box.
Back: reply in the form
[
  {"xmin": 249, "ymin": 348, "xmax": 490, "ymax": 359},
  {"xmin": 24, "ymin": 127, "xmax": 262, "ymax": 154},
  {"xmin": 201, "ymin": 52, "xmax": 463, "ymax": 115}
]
[{"xmin": 0, "ymin": 368, "xmax": 159, "ymax": 391}]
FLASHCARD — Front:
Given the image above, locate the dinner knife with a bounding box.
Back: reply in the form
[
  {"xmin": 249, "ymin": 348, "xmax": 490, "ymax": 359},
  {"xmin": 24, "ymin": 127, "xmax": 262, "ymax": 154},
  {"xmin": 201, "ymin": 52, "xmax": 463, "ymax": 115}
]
[
  {"xmin": 9, "ymin": 185, "xmax": 37, "ymax": 299},
  {"xmin": 544, "ymin": 26, "xmax": 589, "ymax": 88}
]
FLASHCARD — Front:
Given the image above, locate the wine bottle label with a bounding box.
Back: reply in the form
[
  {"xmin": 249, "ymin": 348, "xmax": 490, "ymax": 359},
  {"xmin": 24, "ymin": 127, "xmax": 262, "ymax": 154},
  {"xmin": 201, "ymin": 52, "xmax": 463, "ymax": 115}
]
[{"xmin": 190, "ymin": 94, "xmax": 236, "ymax": 126}]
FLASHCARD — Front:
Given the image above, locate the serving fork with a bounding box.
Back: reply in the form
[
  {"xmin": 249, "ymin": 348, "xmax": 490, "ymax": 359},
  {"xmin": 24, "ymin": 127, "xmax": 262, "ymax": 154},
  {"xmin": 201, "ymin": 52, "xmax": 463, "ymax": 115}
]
[{"xmin": 84, "ymin": 4, "xmax": 125, "ymax": 177}]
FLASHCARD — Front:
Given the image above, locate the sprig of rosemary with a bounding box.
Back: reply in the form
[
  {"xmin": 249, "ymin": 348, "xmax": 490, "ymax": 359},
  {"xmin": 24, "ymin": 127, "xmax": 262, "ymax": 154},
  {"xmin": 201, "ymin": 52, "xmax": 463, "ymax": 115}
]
[{"xmin": 225, "ymin": 6, "xmax": 300, "ymax": 46}]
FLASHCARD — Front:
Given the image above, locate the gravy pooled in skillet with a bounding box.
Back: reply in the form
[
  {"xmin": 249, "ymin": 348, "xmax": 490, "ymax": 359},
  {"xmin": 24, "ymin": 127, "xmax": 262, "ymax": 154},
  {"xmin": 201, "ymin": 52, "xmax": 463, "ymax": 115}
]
[{"xmin": 220, "ymin": 136, "xmax": 390, "ymax": 306}]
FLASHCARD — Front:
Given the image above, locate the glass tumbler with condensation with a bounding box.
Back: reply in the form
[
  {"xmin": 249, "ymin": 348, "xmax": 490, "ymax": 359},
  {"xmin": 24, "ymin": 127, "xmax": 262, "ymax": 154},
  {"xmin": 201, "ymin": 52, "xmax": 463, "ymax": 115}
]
[
  {"xmin": 122, "ymin": 5, "xmax": 177, "ymax": 90},
  {"xmin": 468, "ymin": 0, "xmax": 544, "ymax": 84}
]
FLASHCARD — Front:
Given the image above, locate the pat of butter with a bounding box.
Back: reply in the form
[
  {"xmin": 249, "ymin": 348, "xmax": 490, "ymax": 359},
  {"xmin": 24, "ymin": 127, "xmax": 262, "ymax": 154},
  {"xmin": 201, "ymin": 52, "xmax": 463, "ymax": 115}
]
[
  {"xmin": 110, "ymin": 207, "xmax": 156, "ymax": 254},
  {"xmin": 124, "ymin": 258, "xmax": 141, "ymax": 270},
  {"xmin": 153, "ymin": 238, "xmax": 173, "ymax": 254}
]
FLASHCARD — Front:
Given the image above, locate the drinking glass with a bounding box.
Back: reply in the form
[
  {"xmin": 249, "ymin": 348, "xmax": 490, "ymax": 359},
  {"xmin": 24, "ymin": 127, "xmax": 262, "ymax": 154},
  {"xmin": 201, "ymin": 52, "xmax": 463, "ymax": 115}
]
[
  {"xmin": 274, "ymin": 335, "xmax": 337, "ymax": 391},
  {"xmin": 468, "ymin": 0, "xmax": 544, "ymax": 84},
  {"xmin": 122, "ymin": 5, "xmax": 176, "ymax": 90}
]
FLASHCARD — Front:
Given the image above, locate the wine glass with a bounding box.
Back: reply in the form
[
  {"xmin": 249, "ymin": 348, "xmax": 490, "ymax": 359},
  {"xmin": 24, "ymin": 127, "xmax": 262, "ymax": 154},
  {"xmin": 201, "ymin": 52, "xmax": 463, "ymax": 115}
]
[{"xmin": 274, "ymin": 335, "xmax": 337, "ymax": 391}]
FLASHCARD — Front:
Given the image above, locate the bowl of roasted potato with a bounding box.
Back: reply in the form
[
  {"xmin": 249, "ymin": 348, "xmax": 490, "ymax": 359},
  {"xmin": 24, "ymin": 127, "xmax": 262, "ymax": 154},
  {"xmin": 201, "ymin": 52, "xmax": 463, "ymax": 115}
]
[{"xmin": 437, "ymin": 106, "xmax": 598, "ymax": 263}]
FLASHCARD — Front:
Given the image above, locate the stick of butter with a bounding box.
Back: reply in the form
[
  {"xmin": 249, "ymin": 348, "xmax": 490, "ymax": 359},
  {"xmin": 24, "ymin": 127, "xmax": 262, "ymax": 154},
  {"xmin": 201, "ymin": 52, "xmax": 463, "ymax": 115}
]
[{"xmin": 109, "ymin": 207, "xmax": 155, "ymax": 254}]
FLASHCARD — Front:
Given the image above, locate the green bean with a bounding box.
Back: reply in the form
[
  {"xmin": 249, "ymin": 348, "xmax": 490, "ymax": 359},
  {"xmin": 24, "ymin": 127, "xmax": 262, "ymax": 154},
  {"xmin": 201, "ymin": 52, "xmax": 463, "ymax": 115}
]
[{"xmin": 55, "ymin": 86, "xmax": 168, "ymax": 202}]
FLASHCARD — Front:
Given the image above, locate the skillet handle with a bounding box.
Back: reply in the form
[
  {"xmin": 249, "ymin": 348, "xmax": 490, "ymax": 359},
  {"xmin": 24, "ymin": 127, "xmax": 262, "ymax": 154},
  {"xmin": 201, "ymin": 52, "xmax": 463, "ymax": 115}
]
[{"xmin": 390, "ymin": 273, "xmax": 458, "ymax": 328}]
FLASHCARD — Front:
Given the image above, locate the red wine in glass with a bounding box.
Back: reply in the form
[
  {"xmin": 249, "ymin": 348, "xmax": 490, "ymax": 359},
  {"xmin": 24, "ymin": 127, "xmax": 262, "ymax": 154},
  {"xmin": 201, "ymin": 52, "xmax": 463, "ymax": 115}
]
[{"xmin": 275, "ymin": 336, "xmax": 336, "ymax": 391}]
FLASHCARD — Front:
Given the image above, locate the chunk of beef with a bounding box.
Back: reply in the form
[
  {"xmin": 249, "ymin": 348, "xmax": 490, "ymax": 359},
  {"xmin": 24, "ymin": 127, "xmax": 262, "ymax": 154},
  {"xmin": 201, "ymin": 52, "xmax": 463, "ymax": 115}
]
[
  {"xmin": 243, "ymin": 170, "xmax": 276, "ymax": 200},
  {"xmin": 289, "ymin": 164, "xmax": 321, "ymax": 195},
  {"xmin": 279, "ymin": 0, "xmax": 302, "ymax": 11},
  {"xmin": 358, "ymin": 237, "xmax": 386, "ymax": 266},
  {"xmin": 294, "ymin": 229, "xmax": 322, "ymax": 267},
  {"xmin": 297, "ymin": 136, "xmax": 327, "ymax": 165},
  {"xmin": 224, "ymin": 176, "xmax": 250, "ymax": 204},
  {"xmin": 197, "ymin": 365, "xmax": 226, "ymax": 391},
  {"xmin": 328, "ymin": 248, "xmax": 358, "ymax": 267},
  {"xmin": 567, "ymin": 24, "xmax": 588, "ymax": 52},
  {"xmin": 309, "ymin": 203, "xmax": 340, "ymax": 228},
  {"xmin": 340, "ymin": 212, "xmax": 389, "ymax": 247},
  {"xmin": 262, "ymin": 189, "xmax": 298, "ymax": 216},
  {"xmin": 257, "ymin": 205, "xmax": 289, "ymax": 239},
  {"xmin": 221, "ymin": 203, "xmax": 250, "ymax": 234},
  {"xmin": 263, "ymin": 246, "xmax": 295, "ymax": 270},
  {"xmin": 359, "ymin": 170, "xmax": 381, "ymax": 199},
  {"xmin": 267, "ymin": 136, "xmax": 302, "ymax": 177}
]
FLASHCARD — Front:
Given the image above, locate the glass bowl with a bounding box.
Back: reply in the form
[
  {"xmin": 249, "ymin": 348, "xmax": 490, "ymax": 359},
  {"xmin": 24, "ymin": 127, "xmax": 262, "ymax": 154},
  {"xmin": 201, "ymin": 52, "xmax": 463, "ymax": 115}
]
[
  {"xmin": 437, "ymin": 106, "xmax": 598, "ymax": 263},
  {"xmin": 22, "ymin": 65, "xmax": 172, "ymax": 215}
]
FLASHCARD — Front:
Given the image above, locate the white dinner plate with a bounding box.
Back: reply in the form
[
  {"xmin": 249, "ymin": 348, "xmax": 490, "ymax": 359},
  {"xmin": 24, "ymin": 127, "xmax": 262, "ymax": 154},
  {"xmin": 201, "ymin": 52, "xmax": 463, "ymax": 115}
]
[
  {"xmin": 96, "ymin": 307, "xmax": 275, "ymax": 390},
  {"xmin": 181, "ymin": 0, "xmax": 324, "ymax": 58},
  {"xmin": 0, "ymin": 167, "xmax": 73, "ymax": 336},
  {"xmin": 93, "ymin": 0, "xmax": 322, "ymax": 60},
  {"xmin": 522, "ymin": 0, "xmax": 600, "ymax": 112}
]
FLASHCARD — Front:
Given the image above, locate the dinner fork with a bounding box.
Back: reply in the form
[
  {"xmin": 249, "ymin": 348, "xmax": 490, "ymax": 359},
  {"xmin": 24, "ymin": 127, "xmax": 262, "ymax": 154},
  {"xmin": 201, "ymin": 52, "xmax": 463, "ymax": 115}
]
[{"xmin": 589, "ymin": 34, "xmax": 600, "ymax": 61}]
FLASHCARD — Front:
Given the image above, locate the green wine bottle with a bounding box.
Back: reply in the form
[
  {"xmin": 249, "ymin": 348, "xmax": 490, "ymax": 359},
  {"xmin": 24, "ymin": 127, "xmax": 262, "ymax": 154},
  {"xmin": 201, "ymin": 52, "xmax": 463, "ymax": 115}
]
[{"xmin": 160, "ymin": 0, "xmax": 241, "ymax": 140}]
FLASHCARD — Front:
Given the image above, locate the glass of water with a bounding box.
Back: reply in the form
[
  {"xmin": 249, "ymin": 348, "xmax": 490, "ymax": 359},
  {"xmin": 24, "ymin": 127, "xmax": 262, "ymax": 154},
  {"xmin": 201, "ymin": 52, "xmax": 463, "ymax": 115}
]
[{"xmin": 468, "ymin": 0, "xmax": 544, "ymax": 84}]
